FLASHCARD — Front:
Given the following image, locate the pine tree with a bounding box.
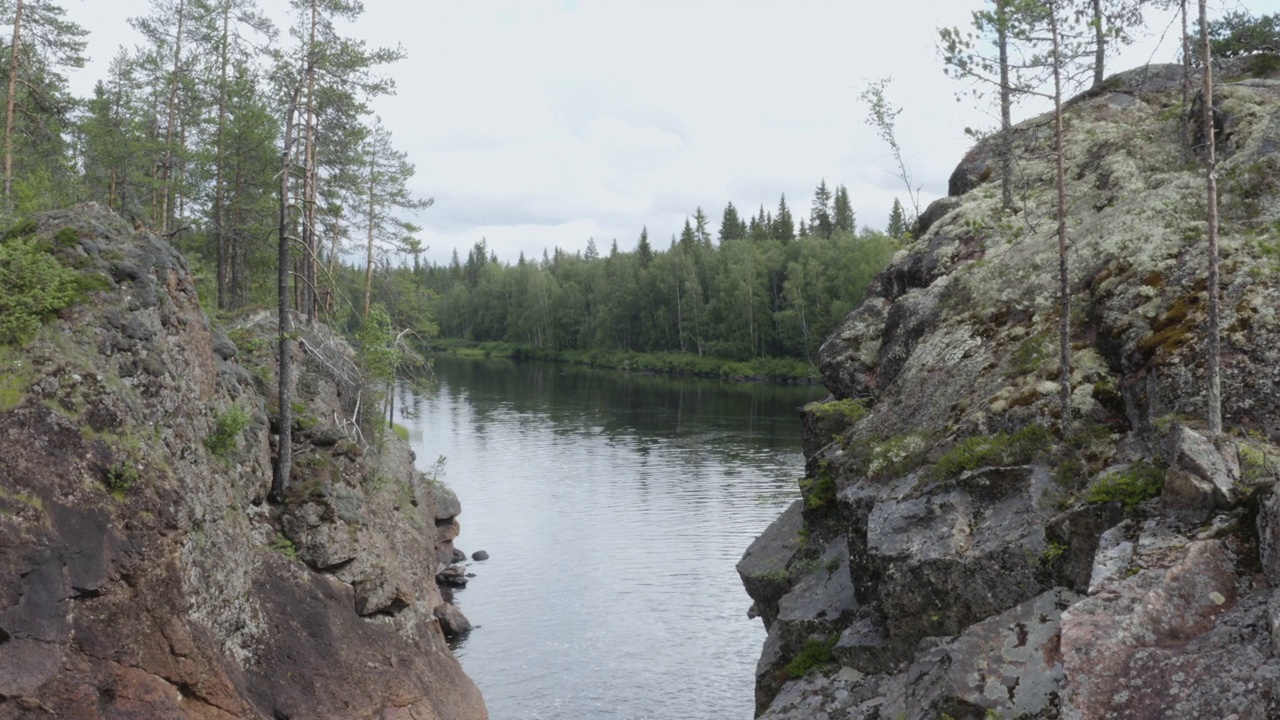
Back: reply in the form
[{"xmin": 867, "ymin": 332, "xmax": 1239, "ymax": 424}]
[
  {"xmin": 886, "ymin": 198, "xmax": 908, "ymax": 239},
  {"xmin": 809, "ymin": 179, "xmax": 833, "ymax": 238},
  {"xmin": 358, "ymin": 116, "xmax": 431, "ymax": 319},
  {"xmin": 719, "ymin": 201, "xmax": 746, "ymax": 243},
  {"xmin": 1199, "ymin": 0, "xmax": 1222, "ymax": 434},
  {"xmin": 1, "ymin": 0, "xmax": 86, "ymax": 210},
  {"xmin": 833, "ymin": 184, "xmax": 855, "ymax": 234},
  {"xmin": 773, "ymin": 193, "xmax": 795, "ymax": 244},
  {"xmin": 636, "ymin": 226, "xmax": 653, "ymax": 268}
]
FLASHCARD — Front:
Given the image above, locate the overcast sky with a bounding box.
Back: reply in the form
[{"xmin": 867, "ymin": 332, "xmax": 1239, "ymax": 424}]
[{"xmin": 63, "ymin": 0, "xmax": 1275, "ymax": 265}]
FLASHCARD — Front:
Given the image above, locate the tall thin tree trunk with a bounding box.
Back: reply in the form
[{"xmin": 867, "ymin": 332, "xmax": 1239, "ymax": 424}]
[
  {"xmin": 160, "ymin": 0, "xmax": 186, "ymax": 235},
  {"xmin": 997, "ymin": 0, "xmax": 1013, "ymax": 211},
  {"xmin": 215, "ymin": 2, "xmax": 230, "ymax": 308},
  {"xmin": 1181, "ymin": 0, "xmax": 1192, "ymax": 156},
  {"xmin": 3, "ymin": 0, "xmax": 24, "ymax": 202},
  {"xmin": 1091, "ymin": 0, "xmax": 1106, "ymax": 89},
  {"xmin": 1051, "ymin": 5, "xmax": 1073, "ymax": 432},
  {"xmin": 301, "ymin": 0, "xmax": 319, "ymax": 323},
  {"xmin": 363, "ymin": 159, "xmax": 375, "ymax": 319},
  {"xmin": 273, "ymin": 91, "xmax": 300, "ymax": 504},
  {"xmin": 1200, "ymin": 0, "xmax": 1222, "ymax": 434}
]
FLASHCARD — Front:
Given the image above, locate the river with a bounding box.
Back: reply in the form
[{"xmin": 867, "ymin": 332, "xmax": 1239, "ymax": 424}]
[{"xmin": 395, "ymin": 356, "xmax": 826, "ymax": 720}]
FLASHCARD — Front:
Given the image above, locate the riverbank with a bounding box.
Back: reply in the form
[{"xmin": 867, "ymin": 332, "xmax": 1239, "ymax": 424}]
[{"xmin": 428, "ymin": 339, "xmax": 818, "ymax": 384}]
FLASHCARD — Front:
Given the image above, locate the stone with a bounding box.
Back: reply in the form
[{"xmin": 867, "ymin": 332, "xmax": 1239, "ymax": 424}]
[
  {"xmin": 1164, "ymin": 424, "xmax": 1242, "ymax": 508},
  {"xmin": 904, "ymin": 588, "xmax": 1078, "ymax": 719},
  {"xmin": 452, "ymin": 547, "xmax": 467, "ymax": 563},
  {"xmin": 471, "ymin": 550, "xmax": 489, "ymax": 561},
  {"xmin": 738, "ymin": 500, "xmax": 805, "ymax": 629},
  {"xmin": 434, "ymin": 602, "xmax": 473, "ymax": 639}
]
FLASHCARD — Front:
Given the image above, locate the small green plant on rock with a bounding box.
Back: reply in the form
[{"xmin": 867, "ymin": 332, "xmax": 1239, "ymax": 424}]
[
  {"xmin": 205, "ymin": 405, "xmax": 250, "ymax": 457},
  {"xmin": 799, "ymin": 464, "xmax": 838, "ymax": 510},
  {"xmin": 103, "ymin": 462, "xmax": 138, "ymax": 498},
  {"xmin": 271, "ymin": 534, "xmax": 298, "ymax": 559},
  {"xmin": 0, "ymin": 233, "xmax": 82, "ymax": 346},
  {"xmin": 1084, "ymin": 462, "xmax": 1165, "ymax": 510},
  {"xmin": 810, "ymin": 398, "xmax": 868, "ymax": 425},
  {"xmin": 931, "ymin": 425, "xmax": 1052, "ymax": 480},
  {"xmin": 784, "ymin": 634, "xmax": 838, "ymax": 677}
]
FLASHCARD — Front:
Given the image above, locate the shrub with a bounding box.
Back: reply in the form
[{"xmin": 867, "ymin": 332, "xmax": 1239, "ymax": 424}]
[
  {"xmin": 206, "ymin": 405, "xmax": 251, "ymax": 457},
  {"xmin": 0, "ymin": 235, "xmax": 81, "ymax": 346}
]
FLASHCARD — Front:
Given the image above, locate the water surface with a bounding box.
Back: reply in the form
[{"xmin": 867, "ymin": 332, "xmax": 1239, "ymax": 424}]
[{"xmin": 396, "ymin": 357, "xmax": 824, "ymax": 720}]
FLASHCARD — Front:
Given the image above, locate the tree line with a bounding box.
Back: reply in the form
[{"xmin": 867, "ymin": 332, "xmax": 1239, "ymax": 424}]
[{"xmin": 417, "ymin": 185, "xmax": 899, "ymax": 365}]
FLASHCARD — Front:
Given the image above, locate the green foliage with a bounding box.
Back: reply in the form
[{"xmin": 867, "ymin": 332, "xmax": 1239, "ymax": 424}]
[
  {"xmin": 1084, "ymin": 462, "xmax": 1165, "ymax": 510},
  {"xmin": 391, "ymin": 422, "xmax": 410, "ymax": 442},
  {"xmin": 931, "ymin": 425, "xmax": 1053, "ymax": 480},
  {"xmin": 104, "ymin": 462, "xmax": 139, "ymax": 498},
  {"xmin": 784, "ymin": 635, "xmax": 838, "ymax": 677},
  {"xmin": 0, "ymin": 350, "xmax": 32, "ymax": 411},
  {"xmin": 1010, "ymin": 331, "xmax": 1053, "ymax": 377},
  {"xmin": 205, "ymin": 405, "xmax": 250, "ymax": 457},
  {"xmin": 1038, "ymin": 541, "xmax": 1068, "ymax": 569},
  {"xmin": 1200, "ymin": 11, "xmax": 1280, "ymax": 60},
  {"xmin": 271, "ymin": 535, "xmax": 298, "ymax": 559},
  {"xmin": 800, "ymin": 464, "xmax": 838, "ymax": 511},
  {"xmin": 0, "ymin": 233, "xmax": 82, "ymax": 346},
  {"xmin": 810, "ymin": 398, "xmax": 869, "ymax": 425}
]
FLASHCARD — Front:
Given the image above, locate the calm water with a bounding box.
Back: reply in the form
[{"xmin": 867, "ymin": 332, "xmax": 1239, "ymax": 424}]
[{"xmin": 395, "ymin": 357, "xmax": 825, "ymax": 720}]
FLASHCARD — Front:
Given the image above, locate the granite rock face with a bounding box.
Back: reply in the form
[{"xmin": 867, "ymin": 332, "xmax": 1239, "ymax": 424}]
[
  {"xmin": 0, "ymin": 205, "xmax": 485, "ymax": 719},
  {"xmin": 743, "ymin": 58, "xmax": 1280, "ymax": 719}
]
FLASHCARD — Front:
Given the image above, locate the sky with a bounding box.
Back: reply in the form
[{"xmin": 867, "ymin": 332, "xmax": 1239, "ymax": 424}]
[{"xmin": 61, "ymin": 0, "xmax": 1277, "ymax": 266}]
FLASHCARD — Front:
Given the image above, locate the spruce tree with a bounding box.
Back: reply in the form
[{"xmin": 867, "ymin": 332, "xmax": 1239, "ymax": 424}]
[
  {"xmin": 833, "ymin": 185, "xmax": 855, "ymax": 234},
  {"xmin": 810, "ymin": 179, "xmax": 833, "ymax": 238}
]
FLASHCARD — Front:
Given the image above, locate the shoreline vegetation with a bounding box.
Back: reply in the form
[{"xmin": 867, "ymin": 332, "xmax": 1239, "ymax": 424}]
[{"xmin": 429, "ymin": 338, "xmax": 818, "ymax": 384}]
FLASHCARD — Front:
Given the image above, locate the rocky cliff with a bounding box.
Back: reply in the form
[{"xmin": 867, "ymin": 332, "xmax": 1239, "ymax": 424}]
[
  {"xmin": 741, "ymin": 57, "xmax": 1280, "ymax": 719},
  {"xmin": 0, "ymin": 206, "xmax": 486, "ymax": 719}
]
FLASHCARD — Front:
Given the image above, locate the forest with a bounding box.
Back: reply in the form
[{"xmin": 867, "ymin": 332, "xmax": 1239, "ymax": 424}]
[{"xmin": 1, "ymin": 0, "xmax": 1277, "ymax": 382}]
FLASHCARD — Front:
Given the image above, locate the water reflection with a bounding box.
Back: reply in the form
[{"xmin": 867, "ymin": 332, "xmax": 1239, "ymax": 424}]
[{"xmin": 397, "ymin": 357, "xmax": 825, "ymax": 720}]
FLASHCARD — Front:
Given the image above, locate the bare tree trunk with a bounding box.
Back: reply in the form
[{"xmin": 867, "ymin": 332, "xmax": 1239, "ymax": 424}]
[
  {"xmin": 1051, "ymin": 5, "xmax": 1073, "ymax": 432},
  {"xmin": 3, "ymin": 0, "xmax": 24, "ymax": 202},
  {"xmin": 997, "ymin": 0, "xmax": 1013, "ymax": 211},
  {"xmin": 1200, "ymin": 0, "xmax": 1222, "ymax": 434},
  {"xmin": 215, "ymin": 2, "xmax": 230, "ymax": 308},
  {"xmin": 160, "ymin": 0, "xmax": 186, "ymax": 235},
  {"xmin": 272, "ymin": 91, "xmax": 301, "ymax": 504},
  {"xmin": 1181, "ymin": 0, "xmax": 1192, "ymax": 156},
  {"xmin": 301, "ymin": 0, "xmax": 319, "ymax": 323},
  {"xmin": 363, "ymin": 159, "xmax": 375, "ymax": 319},
  {"xmin": 1091, "ymin": 0, "xmax": 1106, "ymax": 89}
]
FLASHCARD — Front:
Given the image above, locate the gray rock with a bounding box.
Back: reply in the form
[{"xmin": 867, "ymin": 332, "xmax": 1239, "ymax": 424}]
[
  {"xmin": 1165, "ymin": 424, "xmax": 1242, "ymax": 508},
  {"xmin": 776, "ymin": 535, "xmax": 855, "ymax": 633},
  {"xmin": 434, "ymin": 603, "xmax": 472, "ymax": 638},
  {"xmin": 452, "ymin": 547, "xmax": 467, "ymax": 563},
  {"xmin": 738, "ymin": 500, "xmax": 804, "ymax": 629},
  {"xmin": 431, "ymin": 481, "xmax": 462, "ymax": 520},
  {"xmin": 906, "ymin": 588, "xmax": 1078, "ymax": 719},
  {"xmin": 1260, "ymin": 486, "xmax": 1280, "ymax": 584},
  {"xmin": 471, "ymin": 550, "xmax": 489, "ymax": 561}
]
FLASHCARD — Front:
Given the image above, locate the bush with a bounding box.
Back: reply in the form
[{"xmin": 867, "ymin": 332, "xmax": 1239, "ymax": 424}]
[
  {"xmin": 0, "ymin": 235, "xmax": 81, "ymax": 346},
  {"xmin": 206, "ymin": 405, "xmax": 251, "ymax": 457}
]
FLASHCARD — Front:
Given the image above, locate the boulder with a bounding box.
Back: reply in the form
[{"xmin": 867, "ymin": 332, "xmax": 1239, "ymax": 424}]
[
  {"xmin": 471, "ymin": 550, "xmax": 489, "ymax": 561},
  {"xmin": 738, "ymin": 500, "xmax": 805, "ymax": 629},
  {"xmin": 434, "ymin": 602, "xmax": 473, "ymax": 639}
]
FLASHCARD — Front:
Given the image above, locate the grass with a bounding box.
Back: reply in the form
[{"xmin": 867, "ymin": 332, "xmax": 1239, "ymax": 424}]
[
  {"xmin": 799, "ymin": 464, "xmax": 838, "ymax": 510},
  {"xmin": 784, "ymin": 634, "xmax": 838, "ymax": 677},
  {"xmin": 391, "ymin": 422, "xmax": 410, "ymax": 441},
  {"xmin": 1084, "ymin": 461, "xmax": 1165, "ymax": 510},
  {"xmin": 930, "ymin": 425, "xmax": 1053, "ymax": 480},
  {"xmin": 808, "ymin": 398, "xmax": 868, "ymax": 425}
]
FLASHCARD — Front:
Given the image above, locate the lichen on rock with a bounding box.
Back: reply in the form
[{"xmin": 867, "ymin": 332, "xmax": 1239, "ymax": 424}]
[
  {"xmin": 0, "ymin": 204, "xmax": 486, "ymax": 719},
  {"xmin": 743, "ymin": 57, "xmax": 1280, "ymax": 719}
]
